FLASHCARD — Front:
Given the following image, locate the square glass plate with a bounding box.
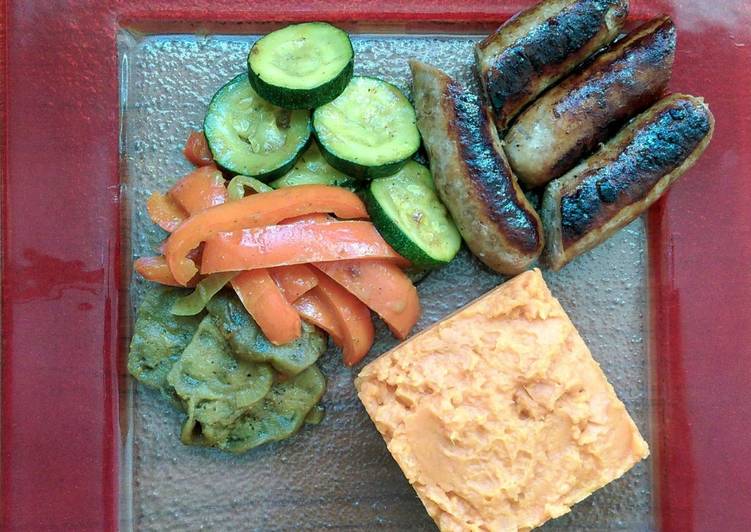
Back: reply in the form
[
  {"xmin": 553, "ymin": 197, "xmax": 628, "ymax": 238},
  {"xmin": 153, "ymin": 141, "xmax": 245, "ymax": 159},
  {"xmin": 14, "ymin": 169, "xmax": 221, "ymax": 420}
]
[
  {"xmin": 4, "ymin": 1, "xmax": 750, "ymax": 531},
  {"xmin": 120, "ymin": 30, "xmax": 651, "ymax": 531}
]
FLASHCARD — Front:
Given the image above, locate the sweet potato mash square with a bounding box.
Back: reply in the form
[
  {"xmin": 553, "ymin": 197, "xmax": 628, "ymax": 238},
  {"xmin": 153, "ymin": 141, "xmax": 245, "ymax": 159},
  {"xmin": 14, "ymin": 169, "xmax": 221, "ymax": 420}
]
[{"xmin": 356, "ymin": 269, "xmax": 649, "ymax": 531}]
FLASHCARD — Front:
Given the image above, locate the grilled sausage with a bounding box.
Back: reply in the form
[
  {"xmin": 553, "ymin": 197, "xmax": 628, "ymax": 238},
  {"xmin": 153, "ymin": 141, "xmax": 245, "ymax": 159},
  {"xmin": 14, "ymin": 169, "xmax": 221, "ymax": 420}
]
[
  {"xmin": 541, "ymin": 94, "xmax": 714, "ymax": 270},
  {"xmin": 475, "ymin": 0, "xmax": 628, "ymax": 134},
  {"xmin": 505, "ymin": 16, "xmax": 676, "ymax": 188},
  {"xmin": 409, "ymin": 60, "xmax": 544, "ymax": 275}
]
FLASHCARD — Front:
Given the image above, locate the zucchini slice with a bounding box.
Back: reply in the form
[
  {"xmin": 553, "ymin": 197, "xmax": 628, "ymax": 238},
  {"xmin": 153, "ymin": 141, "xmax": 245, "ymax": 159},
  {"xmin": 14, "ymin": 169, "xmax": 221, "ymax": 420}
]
[
  {"xmin": 313, "ymin": 77, "xmax": 421, "ymax": 179},
  {"xmin": 269, "ymin": 142, "xmax": 359, "ymax": 190},
  {"xmin": 248, "ymin": 22, "xmax": 354, "ymax": 109},
  {"xmin": 364, "ymin": 160, "xmax": 461, "ymax": 268},
  {"xmin": 203, "ymin": 74, "xmax": 311, "ymax": 180}
]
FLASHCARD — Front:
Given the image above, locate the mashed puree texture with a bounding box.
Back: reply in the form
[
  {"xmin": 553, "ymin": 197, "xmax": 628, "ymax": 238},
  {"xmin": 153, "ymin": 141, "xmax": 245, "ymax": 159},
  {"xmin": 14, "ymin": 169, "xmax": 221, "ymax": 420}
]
[{"xmin": 356, "ymin": 269, "xmax": 649, "ymax": 531}]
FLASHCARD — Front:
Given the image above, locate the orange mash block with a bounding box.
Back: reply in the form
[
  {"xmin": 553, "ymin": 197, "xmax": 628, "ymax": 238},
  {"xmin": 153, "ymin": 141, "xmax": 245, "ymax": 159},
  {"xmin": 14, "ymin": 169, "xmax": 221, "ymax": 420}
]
[{"xmin": 355, "ymin": 269, "xmax": 649, "ymax": 531}]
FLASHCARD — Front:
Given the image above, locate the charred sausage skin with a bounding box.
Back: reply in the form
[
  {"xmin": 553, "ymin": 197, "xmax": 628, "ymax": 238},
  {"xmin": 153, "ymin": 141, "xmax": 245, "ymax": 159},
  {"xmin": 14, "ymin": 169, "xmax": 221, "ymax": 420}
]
[
  {"xmin": 541, "ymin": 93, "xmax": 714, "ymax": 270},
  {"xmin": 475, "ymin": 0, "xmax": 628, "ymax": 133},
  {"xmin": 505, "ymin": 16, "xmax": 676, "ymax": 188},
  {"xmin": 410, "ymin": 60, "xmax": 544, "ymax": 275}
]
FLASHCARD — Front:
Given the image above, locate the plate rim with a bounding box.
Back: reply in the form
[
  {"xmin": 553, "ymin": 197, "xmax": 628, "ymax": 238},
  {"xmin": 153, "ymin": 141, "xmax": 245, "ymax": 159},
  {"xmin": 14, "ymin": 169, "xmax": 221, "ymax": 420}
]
[{"xmin": 3, "ymin": 1, "xmax": 750, "ymax": 531}]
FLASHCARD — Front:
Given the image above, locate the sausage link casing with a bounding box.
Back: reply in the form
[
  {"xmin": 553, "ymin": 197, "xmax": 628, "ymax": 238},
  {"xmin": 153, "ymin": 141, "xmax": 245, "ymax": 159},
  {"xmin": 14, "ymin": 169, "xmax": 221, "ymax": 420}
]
[
  {"xmin": 410, "ymin": 60, "xmax": 544, "ymax": 275},
  {"xmin": 541, "ymin": 94, "xmax": 715, "ymax": 270},
  {"xmin": 505, "ymin": 16, "xmax": 676, "ymax": 188},
  {"xmin": 476, "ymin": 0, "xmax": 628, "ymax": 134}
]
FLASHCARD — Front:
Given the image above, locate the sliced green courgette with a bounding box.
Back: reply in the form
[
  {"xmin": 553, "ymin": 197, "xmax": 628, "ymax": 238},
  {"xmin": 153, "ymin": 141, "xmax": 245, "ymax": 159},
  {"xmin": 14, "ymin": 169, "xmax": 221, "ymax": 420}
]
[
  {"xmin": 269, "ymin": 142, "xmax": 360, "ymax": 190},
  {"xmin": 203, "ymin": 73, "xmax": 311, "ymax": 180},
  {"xmin": 364, "ymin": 160, "xmax": 461, "ymax": 268},
  {"xmin": 313, "ymin": 77, "xmax": 421, "ymax": 179},
  {"xmin": 248, "ymin": 22, "xmax": 354, "ymax": 109}
]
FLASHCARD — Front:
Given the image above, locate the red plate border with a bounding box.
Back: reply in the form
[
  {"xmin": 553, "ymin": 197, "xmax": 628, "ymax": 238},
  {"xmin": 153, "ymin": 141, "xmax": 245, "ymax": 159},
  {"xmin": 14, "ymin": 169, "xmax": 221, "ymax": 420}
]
[{"xmin": 2, "ymin": 1, "xmax": 750, "ymax": 530}]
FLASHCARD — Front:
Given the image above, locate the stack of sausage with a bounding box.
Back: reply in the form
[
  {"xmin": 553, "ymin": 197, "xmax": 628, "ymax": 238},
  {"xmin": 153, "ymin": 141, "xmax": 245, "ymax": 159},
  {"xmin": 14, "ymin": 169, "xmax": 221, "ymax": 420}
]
[{"xmin": 411, "ymin": 0, "xmax": 714, "ymax": 272}]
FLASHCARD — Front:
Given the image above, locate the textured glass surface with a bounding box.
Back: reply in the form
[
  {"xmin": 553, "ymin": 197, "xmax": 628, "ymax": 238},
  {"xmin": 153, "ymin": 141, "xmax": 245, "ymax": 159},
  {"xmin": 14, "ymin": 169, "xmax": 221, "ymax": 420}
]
[{"xmin": 120, "ymin": 30, "xmax": 653, "ymax": 531}]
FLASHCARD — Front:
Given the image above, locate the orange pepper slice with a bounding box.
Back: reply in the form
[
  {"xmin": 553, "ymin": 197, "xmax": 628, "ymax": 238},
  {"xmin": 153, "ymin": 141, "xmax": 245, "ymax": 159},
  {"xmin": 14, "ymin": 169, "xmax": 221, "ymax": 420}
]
[
  {"xmin": 314, "ymin": 259, "xmax": 420, "ymax": 340},
  {"xmin": 146, "ymin": 193, "xmax": 188, "ymax": 233},
  {"xmin": 134, "ymin": 256, "xmax": 199, "ymax": 287},
  {"xmin": 183, "ymin": 130, "xmax": 213, "ymax": 166},
  {"xmin": 270, "ymin": 265, "xmax": 319, "ymax": 303},
  {"xmin": 169, "ymin": 165, "xmax": 226, "ymax": 215},
  {"xmin": 164, "ymin": 185, "xmax": 368, "ymax": 285},
  {"xmin": 200, "ymin": 220, "xmax": 406, "ymax": 274},
  {"xmin": 231, "ymin": 269, "xmax": 302, "ymax": 346}
]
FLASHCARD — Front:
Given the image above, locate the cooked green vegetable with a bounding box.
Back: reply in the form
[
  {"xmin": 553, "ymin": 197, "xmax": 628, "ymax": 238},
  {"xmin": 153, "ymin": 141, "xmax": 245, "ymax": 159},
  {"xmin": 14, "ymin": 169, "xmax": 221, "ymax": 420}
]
[
  {"xmin": 207, "ymin": 292, "xmax": 327, "ymax": 376},
  {"xmin": 127, "ymin": 287, "xmax": 202, "ymax": 396},
  {"xmin": 171, "ymin": 272, "xmax": 239, "ymax": 316},
  {"xmin": 304, "ymin": 404, "xmax": 325, "ymax": 425},
  {"xmin": 220, "ymin": 366, "xmax": 326, "ymax": 453},
  {"xmin": 204, "ymin": 73, "xmax": 311, "ymax": 179},
  {"xmin": 313, "ymin": 76, "xmax": 420, "ymax": 179},
  {"xmin": 167, "ymin": 315, "xmax": 274, "ymax": 446},
  {"xmin": 270, "ymin": 142, "xmax": 359, "ymax": 190},
  {"xmin": 247, "ymin": 22, "xmax": 354, "ymax": 109},
  {"xmin": 364, "ymin": 160, "xmax": 461, "ymax": 268},
  {"xmin": 128, "ymin": 287, "xmax": 328, "ymax": 453},
  {"xmin": 227, "ymin": 174, "xmax": 273, "ymax": 200}
]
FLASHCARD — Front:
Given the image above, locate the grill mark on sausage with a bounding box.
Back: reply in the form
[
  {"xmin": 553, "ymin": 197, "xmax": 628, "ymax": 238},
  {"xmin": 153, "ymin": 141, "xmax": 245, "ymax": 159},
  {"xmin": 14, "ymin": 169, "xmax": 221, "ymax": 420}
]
[
  {"xmin": 444, "ymin": 82, "xmax": 542, "ymax": 254},
  {"xmin": 560, "ymin": 98, "xmax": 711, "ymax": 246},
  {"xmin": 483, "ymin": 0, "xmax": 626, "ymax": 128},
  {"xmin": 553, "ymin": 18, "xmax": 674, "ymax": 115},
  {"xmin": 546, "ymin": 17, "xmax": 676, "ymax": 178}
]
